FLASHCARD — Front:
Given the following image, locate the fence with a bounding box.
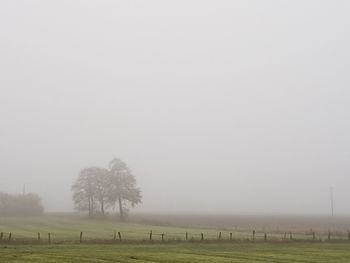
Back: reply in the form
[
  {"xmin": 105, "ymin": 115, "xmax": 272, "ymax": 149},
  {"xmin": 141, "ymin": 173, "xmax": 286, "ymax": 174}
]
[{"xmin": 1, "ymin": 229, "xmax": 350, "ymax": 245}]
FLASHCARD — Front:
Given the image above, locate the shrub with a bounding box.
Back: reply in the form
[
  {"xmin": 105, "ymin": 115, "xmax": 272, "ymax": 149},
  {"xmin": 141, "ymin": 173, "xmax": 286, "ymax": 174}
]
[{"xmin": 0, "ymin": 192, "xmax": 44, "ymax": 216}]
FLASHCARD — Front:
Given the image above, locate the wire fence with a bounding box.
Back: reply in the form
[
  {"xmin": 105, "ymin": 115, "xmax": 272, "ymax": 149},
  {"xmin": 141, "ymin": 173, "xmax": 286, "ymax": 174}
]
[{"xmin": 1, "ymin": 229, "xmax": 350, "ymax": 244}]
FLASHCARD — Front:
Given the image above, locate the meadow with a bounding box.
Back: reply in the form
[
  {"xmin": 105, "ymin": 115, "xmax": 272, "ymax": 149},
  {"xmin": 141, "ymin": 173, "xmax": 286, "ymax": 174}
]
[
  {"xmin": 2, "ymin": 243, "xmax": 350, "ymax": 263},
  {"xmin": 1, "ymin": 214, "xmax": 350, "ymax": 262},
  {"xmin": 0, "ymin": 213, "xmax": 349, "ymax": 243}
]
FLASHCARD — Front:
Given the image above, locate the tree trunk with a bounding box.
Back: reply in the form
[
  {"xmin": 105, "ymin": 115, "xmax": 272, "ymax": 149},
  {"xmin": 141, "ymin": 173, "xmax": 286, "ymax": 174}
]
[
  {"xmin": 91, "ymin": 197, "xmax": 94, "ymax": 217},
  {"xmin": 88, "ymin": 198, "xmax": 91, "ymax": 218},
  {"xmin": 101, "ymin": 199, "xmax": 105, "ymax": 216},
  {"xmin": 118, "ymin": 196, "xmax": 124, "ymax": 221}
]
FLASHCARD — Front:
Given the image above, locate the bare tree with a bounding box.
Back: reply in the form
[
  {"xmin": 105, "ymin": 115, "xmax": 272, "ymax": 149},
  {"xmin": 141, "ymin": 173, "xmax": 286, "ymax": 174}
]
[
  {"xmin": 108, "ymin": 158, "xmax": 142, "ymax": 220},
  {"xmin": 72, "ymin": 167, "xmax": 99, "ymax": 217},
  {"xmin": 94, "ymin": 167, "xmax": 110, "ymax": 216},
  {"xmin": 72, "ymin": 159, "xmax": 142, "ymax": 219}
]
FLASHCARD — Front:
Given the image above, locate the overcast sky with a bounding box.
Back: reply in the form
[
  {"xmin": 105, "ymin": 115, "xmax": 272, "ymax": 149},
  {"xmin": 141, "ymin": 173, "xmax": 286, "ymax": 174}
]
[{"xmin": 1, "ymin": 0, "xmax": 350, "ymax": 214}]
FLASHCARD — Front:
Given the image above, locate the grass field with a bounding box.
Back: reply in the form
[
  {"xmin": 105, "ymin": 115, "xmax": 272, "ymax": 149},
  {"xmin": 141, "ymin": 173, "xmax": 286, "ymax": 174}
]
[
  {"xmin": 0, "ymin": 214, "xmax": 347, "ymax": 243},
  {"xmin": 1, "ymin": 214, "xmax": 350, "ymax": 262},
  {"xmin": 2, "ymin": 243, "xmax": 350, "ymax": 262},
  {"xmin": 0, "ymin": 214, "xmax": 251, "ymax": 242}
]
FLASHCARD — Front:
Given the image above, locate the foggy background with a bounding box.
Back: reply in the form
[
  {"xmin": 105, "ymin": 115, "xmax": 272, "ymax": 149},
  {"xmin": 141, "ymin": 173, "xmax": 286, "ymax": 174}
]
[{"xmin": 1, "ymin": 0, "xmax": 350, "ymax": 214}]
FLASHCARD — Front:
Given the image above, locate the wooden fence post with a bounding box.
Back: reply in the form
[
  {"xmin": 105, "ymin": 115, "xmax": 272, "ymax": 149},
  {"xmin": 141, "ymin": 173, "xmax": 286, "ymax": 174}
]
[
  {"xmin": 264, "ymin": 233, "xmax": 267, "ymax": 241},
  {"xmin": 185, "ymin": 232, "xmax": 188, "ymax": 241},
  {"xmin": 218, "ymin": 232, "xmax": 222, "ymax": 240},
  {"xmin": 230, "ymin": 232, "xmax": 233, "ymax": 241},
  {"xmin": 289, "ymin": 232, "xmax": 293, "ymax": 240},
  {"xmin": 149, "ymin": 231, "xmax": 152, "ymax": 241},
  {"xmin": 118, "ymin": 232, "xmax": 122, "ymax": 241},
  {"xmin": 8, "ymin": 233, "xmax": 12, "ymax": 242},
  {"xmin": 161, "ymin": 233, "xmax": 164, "ymax": 241},
  {"xmin": 38, "ymin": 232, "xmax": 41, "ymax": 241},
  {"xmin": 0, "ymin": 232, "xmax": 3, "ymax": 242},
  {"xmin": 253, "ymin": 230, "xmax": 255, "ymax": 241},
  {"xmin": 201, "ymin": 233, "xmax": 204, "ymax": 241},
  {"xmin": 328, "ymin": 231, "xmax": 331, "ymax": 241},
  {"xmin": 312, "ymin": 232, "xmax": 315, "ymax": 241},
  {"xmin": 113, "ymin": 231, "xmax": 116, "ymax": 241},
  {"xmin": 48, "ymin": 233, "xmax": 51, "ymax": 244},
  {"xmin": 283, "ymin": 232, "xmax": 287, "ymax": 240}
]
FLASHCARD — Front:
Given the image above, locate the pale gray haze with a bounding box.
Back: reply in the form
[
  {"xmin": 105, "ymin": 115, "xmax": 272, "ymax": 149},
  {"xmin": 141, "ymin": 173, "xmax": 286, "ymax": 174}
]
[{"xmin": 1, "ymin": 1, "xmax": 350, "ymax": 214}]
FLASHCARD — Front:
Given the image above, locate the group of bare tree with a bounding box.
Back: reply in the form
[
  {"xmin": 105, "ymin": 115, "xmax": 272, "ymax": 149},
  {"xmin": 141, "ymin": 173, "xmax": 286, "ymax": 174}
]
[
  {"xmin": 72, "ymin": 158, "xmax": 141, "ymax": 220},
  {"xmin": 0, "ymin": 192, "xmax": 44, "ymax": 216}
]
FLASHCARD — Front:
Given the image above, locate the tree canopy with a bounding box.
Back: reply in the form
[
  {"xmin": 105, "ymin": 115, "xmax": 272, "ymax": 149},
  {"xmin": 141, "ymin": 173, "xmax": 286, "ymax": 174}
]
[{"xmin": 72, "ymin": 158, "xmax": 141, "ymax": 220}]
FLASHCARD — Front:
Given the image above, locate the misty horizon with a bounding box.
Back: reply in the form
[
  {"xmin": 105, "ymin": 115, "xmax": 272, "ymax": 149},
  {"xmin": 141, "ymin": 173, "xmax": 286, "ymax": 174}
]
[{"xmin": 1, "ymin": 0, "xmax": 350, "ymax": 215}]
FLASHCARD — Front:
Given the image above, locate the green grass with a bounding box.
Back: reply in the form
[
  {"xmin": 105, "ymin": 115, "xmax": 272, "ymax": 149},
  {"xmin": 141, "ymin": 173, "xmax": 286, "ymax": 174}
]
[
  {"xmin": 0, "ymin": 214, "xmax": 282, "ymax": 242},
  {"xmin": 1, "ymin": 215, "xmax": 350, "ymax": 262},
  {"xmin": 1, "ymin": 243, "xmax": 350, "ymax": 262},
  {"xmin": 0, "ymin": 214, "xmax": 239, "ymax": 242},
  {"xmin": 0, "ymin": 214, "xmax": 330, "ymax": 242}
]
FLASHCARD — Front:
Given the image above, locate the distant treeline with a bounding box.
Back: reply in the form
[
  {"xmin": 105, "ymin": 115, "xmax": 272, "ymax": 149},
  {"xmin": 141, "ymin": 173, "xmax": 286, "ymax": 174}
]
[{"xmin": 0, "ymin": 192, "xmax": 44, "ymax": 216}]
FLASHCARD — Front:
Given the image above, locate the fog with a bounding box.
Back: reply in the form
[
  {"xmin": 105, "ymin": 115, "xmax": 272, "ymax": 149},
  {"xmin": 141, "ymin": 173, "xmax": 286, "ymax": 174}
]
[{"xmin": 1, "ymin": 1, "xmax": 350, "ymax": 215}]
